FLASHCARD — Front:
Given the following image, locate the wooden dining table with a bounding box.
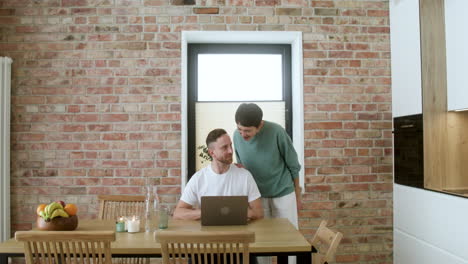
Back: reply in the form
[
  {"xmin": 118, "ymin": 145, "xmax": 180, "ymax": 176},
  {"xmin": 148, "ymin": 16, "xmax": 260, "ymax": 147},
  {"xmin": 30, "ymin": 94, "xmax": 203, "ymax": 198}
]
[{"xmin": 0, "ymin": 218, "xmax": 314, "ymax": 264}]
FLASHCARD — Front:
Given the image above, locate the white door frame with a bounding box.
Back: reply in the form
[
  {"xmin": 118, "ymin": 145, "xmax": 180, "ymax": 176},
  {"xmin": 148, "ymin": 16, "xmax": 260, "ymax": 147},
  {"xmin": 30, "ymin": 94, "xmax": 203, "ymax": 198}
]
[{"xmin": 181, "ymin": 31, "xmax": 304, "ymax": 192}]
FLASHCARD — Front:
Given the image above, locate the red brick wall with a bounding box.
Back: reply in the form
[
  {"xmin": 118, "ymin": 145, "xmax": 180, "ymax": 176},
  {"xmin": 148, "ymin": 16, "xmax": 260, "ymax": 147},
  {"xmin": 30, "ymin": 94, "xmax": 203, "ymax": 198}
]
[{"xmin": 0, "ymin": 1, "xmax": 392, "ymax": 263}]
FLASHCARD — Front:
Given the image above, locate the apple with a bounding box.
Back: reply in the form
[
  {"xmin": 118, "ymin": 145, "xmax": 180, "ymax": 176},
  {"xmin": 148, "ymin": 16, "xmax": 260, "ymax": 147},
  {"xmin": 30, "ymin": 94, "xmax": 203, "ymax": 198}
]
[{"xmin": 56, "ymin": 200, "xmax": 66, "ymax": 207}]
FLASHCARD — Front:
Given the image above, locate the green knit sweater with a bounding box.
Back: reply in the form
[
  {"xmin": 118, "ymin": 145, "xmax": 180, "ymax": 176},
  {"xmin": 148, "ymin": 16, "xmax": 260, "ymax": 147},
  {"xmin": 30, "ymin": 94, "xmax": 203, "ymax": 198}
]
[{"xmin": 233, "ymin": 121, "xmax": 301, "ymax": 198}]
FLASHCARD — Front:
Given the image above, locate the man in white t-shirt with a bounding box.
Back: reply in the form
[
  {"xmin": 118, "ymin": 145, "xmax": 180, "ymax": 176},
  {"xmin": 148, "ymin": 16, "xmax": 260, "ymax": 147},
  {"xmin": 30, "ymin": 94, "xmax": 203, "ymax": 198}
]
[{"xmin": 173, "ymin": 128, "xmax": 263, "ymax": 221}]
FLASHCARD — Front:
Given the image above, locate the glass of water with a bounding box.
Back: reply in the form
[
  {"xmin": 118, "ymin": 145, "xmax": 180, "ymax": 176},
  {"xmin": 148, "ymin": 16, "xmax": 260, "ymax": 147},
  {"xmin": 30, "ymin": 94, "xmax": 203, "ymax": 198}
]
[{"xmin": 158, "ymin": 205, "xmax": 169, "ymax": 229}]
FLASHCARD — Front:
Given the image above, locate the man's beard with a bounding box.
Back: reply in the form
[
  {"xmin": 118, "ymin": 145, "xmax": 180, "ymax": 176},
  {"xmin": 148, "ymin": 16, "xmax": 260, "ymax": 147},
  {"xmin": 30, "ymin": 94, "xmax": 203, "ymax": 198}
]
[{"xmin": 216, "ymin": 155, "xmax": 233, "ymax": 165}]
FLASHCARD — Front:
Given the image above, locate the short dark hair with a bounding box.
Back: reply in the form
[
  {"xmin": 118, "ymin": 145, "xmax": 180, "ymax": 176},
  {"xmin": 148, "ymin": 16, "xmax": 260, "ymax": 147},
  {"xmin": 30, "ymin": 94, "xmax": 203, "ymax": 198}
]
[
  {"xmin": 206, "ymin": 128, "xmax": 227, "ymax": 148},
  {"xmin": 235, "ymin": 103, "xmax": 263, "ymax": 127}
]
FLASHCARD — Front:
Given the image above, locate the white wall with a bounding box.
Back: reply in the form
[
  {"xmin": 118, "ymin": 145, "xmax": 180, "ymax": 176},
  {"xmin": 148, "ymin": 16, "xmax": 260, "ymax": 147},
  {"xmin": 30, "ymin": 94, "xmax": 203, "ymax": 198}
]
[{"xmin": 394, "ymin": 184, "xmax": 468, "ymax": 263}]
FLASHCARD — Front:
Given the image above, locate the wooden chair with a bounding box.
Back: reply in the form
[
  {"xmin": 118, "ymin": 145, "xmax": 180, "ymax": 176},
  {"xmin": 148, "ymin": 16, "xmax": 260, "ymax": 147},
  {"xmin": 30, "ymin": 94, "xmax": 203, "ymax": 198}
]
[
  {"xmin": 310, "ymin": 220, "xmax": 343, "ymax": 264},
  {"xmin": 98, "ymin": 195, "xmax": 149, "ymax": 264},
  {"xmin": 15, "ymin": 231, "xmax": 115, "ymax": 264},
  {"xmin": 98, "ymin": 195, "xmax": 146, "ymax": 220},
  {"xmin": 157, "ymin": 231, "xmax": 255, "ymax": 264}
]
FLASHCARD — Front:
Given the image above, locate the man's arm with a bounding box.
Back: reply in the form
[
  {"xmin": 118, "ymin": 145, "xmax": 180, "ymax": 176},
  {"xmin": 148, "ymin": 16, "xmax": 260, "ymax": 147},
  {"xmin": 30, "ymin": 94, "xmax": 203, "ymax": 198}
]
[
  {"xmin": 278, "ymin": 129, "xmax": 301, "ymax": 179},
  {"xmin": 247, "ymin": 198, "xmax": 263, "ymax": 220},
  {"xmin": 172, "ymin": 200, "xmax": 201, "ymax": 220},
  {"xmin": 277, "ymin": 128, "xmax": 302, "ymax": 210},
  {"xmin": 293, "ymin": 177, "xmax": 302, "ymax": 210}
]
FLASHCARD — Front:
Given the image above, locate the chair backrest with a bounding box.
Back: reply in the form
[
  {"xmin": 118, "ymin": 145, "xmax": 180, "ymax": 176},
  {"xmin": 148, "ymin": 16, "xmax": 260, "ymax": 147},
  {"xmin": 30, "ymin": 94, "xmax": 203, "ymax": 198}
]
[
  {"xmin": 157, "ymin": 231, "xmax": 255, "ymax": 264},
  {"xmin": 310, "ymin": 220, "xmax": 343, "ymax": 264},
  {"xmin": 16, "ymin": 231, "xmax": 115, "ymax": 264},
  {"xmin": 98, "ymin": 195, "xmax": 146, "ymax": 220}
]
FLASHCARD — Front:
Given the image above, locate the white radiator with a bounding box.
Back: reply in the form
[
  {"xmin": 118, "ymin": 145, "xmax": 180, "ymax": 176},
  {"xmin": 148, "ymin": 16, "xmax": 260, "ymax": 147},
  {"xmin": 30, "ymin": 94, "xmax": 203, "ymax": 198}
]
[{"xmin": 0, "ymin": 57, "xmax": 12, "ymax": 242}]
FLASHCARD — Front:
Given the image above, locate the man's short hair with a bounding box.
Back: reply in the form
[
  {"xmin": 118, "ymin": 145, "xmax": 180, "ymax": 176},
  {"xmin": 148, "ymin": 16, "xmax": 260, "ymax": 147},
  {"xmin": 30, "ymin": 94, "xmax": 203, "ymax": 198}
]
[
  {"xmin": 235, "ymin": 103, "xmax": 263, "ymax": 128},
  {"xmin": 206, "ymin": 128, "xmax": 227, "ymax": 148}
]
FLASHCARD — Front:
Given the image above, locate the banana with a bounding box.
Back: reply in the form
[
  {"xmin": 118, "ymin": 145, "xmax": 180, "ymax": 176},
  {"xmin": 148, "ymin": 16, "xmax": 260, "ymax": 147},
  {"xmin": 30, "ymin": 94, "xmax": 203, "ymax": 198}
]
[
  {"xmin": 39, "ymin": 210, "xmax": 51, "ymax": 221},
  {"xmin": 39, "ymin": 210, "xmax": 47, "ymax": 219},
  {"xmin": 50, "ymin": 209, "xmax": 69, "ymax": 219},
  {"xmin": 45, "ymin": 202, "xmax": 63, "ymax": 216},
  {"xmin": 44, "ymin": 204, "xmax": 50, "ymax": 215},
  {"xmin": 44, "ymin": 203, "xmax": 52, "ymax": 215}
]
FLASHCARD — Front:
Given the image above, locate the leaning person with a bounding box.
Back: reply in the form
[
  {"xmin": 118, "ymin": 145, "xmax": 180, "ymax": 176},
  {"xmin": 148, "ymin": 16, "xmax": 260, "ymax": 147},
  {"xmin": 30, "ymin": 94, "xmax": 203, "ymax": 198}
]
[
  {"xmin": 233, "ymin": 103, "xmax": 301, "ymax": 228},
  {"xmin": 173, "ymin": 128, "xmax": 263, "ymax": 221}
]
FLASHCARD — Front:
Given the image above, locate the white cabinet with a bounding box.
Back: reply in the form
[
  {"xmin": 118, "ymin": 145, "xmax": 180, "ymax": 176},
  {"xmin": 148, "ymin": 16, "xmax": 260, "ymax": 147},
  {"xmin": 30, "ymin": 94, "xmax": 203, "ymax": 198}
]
[
  {"xmin": 445, "ymin": 0, "xmax": 468, "ymax": 111},
  {"xmin": 390, "ymin": 0, "xmax": 422, "ymax": 118},
  {"xmin": 394, "ymin": 184, "xmax": 468, "ymax": 262}
]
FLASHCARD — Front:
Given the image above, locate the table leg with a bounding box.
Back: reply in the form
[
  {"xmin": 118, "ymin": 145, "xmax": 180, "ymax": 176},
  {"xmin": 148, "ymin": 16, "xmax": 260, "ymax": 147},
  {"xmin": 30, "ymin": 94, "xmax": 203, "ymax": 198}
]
[
  {"xmin": 0, "ymin": 255, "xmax": 8, "ymax": 264},
  {"xmin": 296, "ymin": 252, "xmax": 312, "ymax": 264},
  {"xmin": 277, "ymin": 255, "xmax": 288, "ymax": 264}
]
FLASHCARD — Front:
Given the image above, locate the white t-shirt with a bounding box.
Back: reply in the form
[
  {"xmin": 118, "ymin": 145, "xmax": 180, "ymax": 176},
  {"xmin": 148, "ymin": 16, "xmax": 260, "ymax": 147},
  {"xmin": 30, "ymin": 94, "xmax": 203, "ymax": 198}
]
[{"xmin": 181, "ymin": 164, "xmax": 261, "ymax": 207}]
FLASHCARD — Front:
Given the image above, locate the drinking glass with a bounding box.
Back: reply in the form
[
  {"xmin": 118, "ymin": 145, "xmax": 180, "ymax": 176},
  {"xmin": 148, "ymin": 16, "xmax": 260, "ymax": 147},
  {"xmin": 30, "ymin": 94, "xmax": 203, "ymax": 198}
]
[{"xmin": 158, "ymin": 205, "xmax": 169, "ymax": 229}]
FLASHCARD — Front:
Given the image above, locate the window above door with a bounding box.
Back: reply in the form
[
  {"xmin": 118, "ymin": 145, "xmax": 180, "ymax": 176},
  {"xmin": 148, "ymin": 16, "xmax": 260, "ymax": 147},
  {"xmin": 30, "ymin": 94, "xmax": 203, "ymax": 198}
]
[{"xmin": 187, "ymin": 44, "xmax": 292, "ymax": 175}]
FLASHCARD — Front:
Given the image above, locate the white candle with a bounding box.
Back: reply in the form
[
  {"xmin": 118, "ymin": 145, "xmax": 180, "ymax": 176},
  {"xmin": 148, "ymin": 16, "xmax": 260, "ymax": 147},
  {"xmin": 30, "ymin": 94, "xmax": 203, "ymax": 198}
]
[{"xmin": 127, "ymin": 216, "xmax": 140, "ymax": 233}]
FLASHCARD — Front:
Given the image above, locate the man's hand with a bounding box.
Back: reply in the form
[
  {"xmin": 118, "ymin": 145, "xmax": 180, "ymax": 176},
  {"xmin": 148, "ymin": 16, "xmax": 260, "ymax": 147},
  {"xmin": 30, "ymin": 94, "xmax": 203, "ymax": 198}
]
[
  {"xmin": 234, "ymin": 163, "xmax": 245, "ymax": 168},
  {"xmin": 295, "ymin": 186, "xmax": 303, "ymax": 211},
  {"xmin": 173, "ymin": 200, "xmax": 201, "ymax": 220},
  {"xmin": 247, "ymin": 198, "xmax": 263, "ymax": 220},
  {"xmin": 293, "ymin": 178, "xmax": 302, "ymax": 211}
]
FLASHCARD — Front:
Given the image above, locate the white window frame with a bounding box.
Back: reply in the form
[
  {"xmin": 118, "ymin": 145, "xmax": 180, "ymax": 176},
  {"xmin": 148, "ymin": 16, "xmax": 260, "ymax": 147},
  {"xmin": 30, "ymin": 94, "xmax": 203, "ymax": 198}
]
[
  {"xmin": 181, "ymin": 31, "xmax": 304, "ymax": 192},
  {"xmin": 1, "ymin": 57, "xmax": 12, "ymax": 242}
]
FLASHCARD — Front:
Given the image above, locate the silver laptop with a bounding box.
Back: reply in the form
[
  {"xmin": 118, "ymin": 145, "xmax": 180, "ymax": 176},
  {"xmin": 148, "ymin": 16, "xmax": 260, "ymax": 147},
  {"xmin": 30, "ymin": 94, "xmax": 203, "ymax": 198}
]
[{"xmin": 201, "ymin": 196, "xmax": 248, "ymax": 226}]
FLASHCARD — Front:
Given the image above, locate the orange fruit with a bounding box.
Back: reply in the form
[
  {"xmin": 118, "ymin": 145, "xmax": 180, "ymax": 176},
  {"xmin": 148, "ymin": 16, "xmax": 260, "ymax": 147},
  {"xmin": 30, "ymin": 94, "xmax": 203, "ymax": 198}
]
[
  {"xmin": 64, "ymin": 203, "xmax": 78, "ymax": 216},
  {"xmin": 36, "ymin": 204, "xmax": 46, "ymax": 216}
]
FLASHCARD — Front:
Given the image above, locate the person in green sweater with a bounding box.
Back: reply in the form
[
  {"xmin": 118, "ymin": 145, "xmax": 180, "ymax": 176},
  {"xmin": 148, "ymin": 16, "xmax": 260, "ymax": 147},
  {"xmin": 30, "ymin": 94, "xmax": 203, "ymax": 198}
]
[{"xmin": 233, "ymin": 103, "xmax": 302, "ymax": 230}]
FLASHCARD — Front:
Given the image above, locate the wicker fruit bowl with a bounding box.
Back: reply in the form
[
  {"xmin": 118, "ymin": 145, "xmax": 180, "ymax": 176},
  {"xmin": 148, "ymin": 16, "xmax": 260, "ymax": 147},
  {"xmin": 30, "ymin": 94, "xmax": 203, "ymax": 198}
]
[{"xmin": 37, "ymin": 215, "xmax": 78, "ymax": 231}]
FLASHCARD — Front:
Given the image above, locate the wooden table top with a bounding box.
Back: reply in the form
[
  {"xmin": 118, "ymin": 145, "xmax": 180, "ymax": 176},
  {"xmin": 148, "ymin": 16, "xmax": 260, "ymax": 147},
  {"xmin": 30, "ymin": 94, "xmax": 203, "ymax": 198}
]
[{"xmin": 0, "ymin": 218, "xmax": 311, "ymax": 255}]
